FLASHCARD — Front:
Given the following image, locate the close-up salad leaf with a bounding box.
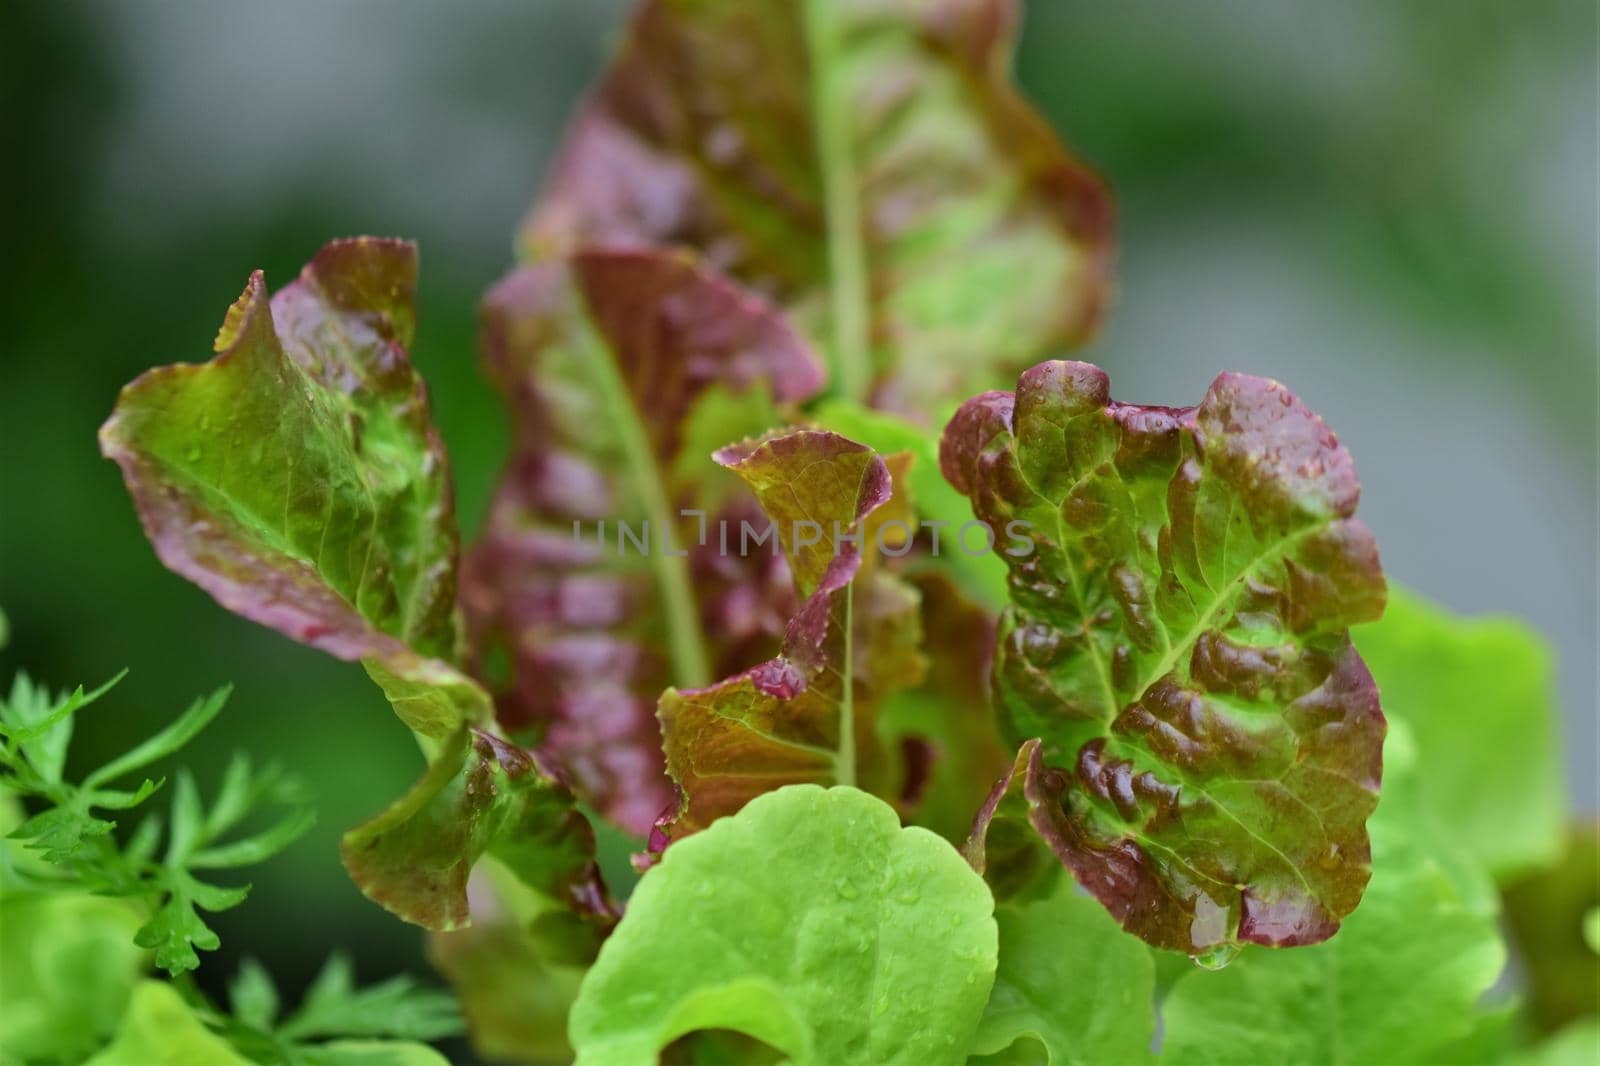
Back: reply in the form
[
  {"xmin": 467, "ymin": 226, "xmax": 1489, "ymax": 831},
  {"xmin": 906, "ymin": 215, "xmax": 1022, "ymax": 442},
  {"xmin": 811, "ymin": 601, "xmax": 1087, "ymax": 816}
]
[
  {"xmin": 1, "ymin": 0, "xmax": 1594, "ymax": 1064},
  {"xmin": 945, "ymin": 361, "xmax": 1386, "ymax": 957}
]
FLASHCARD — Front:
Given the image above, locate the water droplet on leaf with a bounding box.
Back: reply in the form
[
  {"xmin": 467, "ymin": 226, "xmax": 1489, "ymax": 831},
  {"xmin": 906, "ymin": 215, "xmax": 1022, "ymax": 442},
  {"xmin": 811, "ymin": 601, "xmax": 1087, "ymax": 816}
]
[{"xmin": 1191, "ymin": 944, "xmax": 1239, "ymax": 971}]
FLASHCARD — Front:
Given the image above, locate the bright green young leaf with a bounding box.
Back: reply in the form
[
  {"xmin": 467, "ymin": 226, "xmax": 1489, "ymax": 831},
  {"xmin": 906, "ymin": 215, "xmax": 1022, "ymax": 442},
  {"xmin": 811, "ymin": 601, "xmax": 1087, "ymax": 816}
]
[
  {"xmin": 946, "ymin": 361, "xmax": 1387, "ymax": 955},
  {"xmin": 0, "ymin": 891, "xmax": 146, "ymax": 1064},
  {"xmin": 99, "ymin": 238, "xmax": 613, "ymax": 934},
  {"xmin": 84, "ymin": 981, "xmax": 253, "ymax": 1066},
  {"xmin": 1160, "ymin": 724, "xmax": 1508, "ymax": 1065},
  {"xmin": 1355, "ymin": 586, "xmax": 1565, "ymax": 879},
  {"xmin": 968, "ymin": 878, "xmax": 1156, "ymax": 1065},
  {"xmin": 570, "ymin": 786, "xmax": 997, "ymax": 1065},
  {"xmin": 462, "ymin": 248, "xmax": 823, "ymax": 836},
  {"xmin": 655, "ymin": 431, "xmax": 926, "ymax": 844},
  {"xmin": 528, "ymin": 0, "xmax": 1112, "ymax": 415}
]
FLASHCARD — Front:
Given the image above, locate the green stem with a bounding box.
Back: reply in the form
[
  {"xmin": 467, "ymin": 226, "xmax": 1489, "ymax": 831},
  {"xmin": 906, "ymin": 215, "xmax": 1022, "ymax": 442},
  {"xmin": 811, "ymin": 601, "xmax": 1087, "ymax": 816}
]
[
  {"xmin": 836, "ymin": 587, "xmax": 856, "ymax": 788},
  {"xmin": 803, "ymin": 0, "xmax": 871, "ymax": 403},
  {"xmin": 574, "ymin": 303, "xmax": 712, "ymax": 689}
]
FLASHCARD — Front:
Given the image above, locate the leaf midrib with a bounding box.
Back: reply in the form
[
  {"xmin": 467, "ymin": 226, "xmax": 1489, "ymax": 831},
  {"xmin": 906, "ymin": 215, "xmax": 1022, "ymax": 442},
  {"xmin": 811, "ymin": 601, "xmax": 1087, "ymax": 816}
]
[
  {"xmin": 571, "ymin": 291, "xmax": 712, "ymax": 691},
  {"xmin": 1018, "ymin": 439, "xmax": 1330, "ymax": 908}
]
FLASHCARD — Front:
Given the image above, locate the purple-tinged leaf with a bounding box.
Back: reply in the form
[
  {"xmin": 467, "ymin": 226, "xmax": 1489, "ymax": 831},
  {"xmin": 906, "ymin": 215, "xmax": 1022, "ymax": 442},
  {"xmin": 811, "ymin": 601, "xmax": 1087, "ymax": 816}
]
[
  {"xmin": 99, "ymin": 238, "xmax": 482, "ymax": 736},
  {"xmin": 342, "ymin": 728, "xmax": 616, "ymax": 951},
  {"xmin": 100, "ymin": 239, "xmax": 612, "ymax": 934},
  {"xmin": 461, "ymin": 249, "xmax": 824, "ymax": 836},
  {"xmin": 525, "ymin": 0, "xmax": 1112, "ymax": 415},
  {"xmin": 655, "ymin": 430, "xmax": 926, "ymax": 845},
  {"xmin": 945, "ymin": 361, "xmax": 1386, "ymax": 954}
]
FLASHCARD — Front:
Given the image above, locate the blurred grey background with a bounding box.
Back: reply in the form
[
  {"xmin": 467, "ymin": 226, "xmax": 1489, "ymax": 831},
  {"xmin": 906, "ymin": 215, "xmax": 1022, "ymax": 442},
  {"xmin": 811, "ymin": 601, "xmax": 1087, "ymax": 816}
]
[{"xmin": 2, "ymin": 0, "xmax": 1594, "ymax": 1012}]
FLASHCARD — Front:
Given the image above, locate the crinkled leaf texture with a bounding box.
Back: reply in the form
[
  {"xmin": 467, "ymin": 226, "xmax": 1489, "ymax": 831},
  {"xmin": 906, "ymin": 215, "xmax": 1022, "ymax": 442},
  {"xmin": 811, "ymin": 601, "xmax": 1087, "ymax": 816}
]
[
  {"xmin": 569, "ymin": 786, "xmax": 998, "ymax": 1065},
  {"xmin": 968, "ymin": 877, "xmax": 1155, "ymax": 1065},
  {"xmin": 99, "ymin": 238, "xmax": 611, "ymax": 935},
  {"xmin": 655, "ymin": 429, "xmax": 926, "ymax": 845},
  {"xmin": 1355, "ymin": 586, "xmax": 1566, "ymax": 880},
  {"xmin": 1159, "ymin": 723, "xmax": 1508, "ymax": 1065},
  {"xmin": 527, "ymin": 0, "xmax": 1111, "ymax": 414},
  {"xmin": 462, "ymin": 248, "xmax": 823, "ymax": 836},
  {"xmin": 946, "ymin": 361, "xmax": 1386, "ymax": 954}
]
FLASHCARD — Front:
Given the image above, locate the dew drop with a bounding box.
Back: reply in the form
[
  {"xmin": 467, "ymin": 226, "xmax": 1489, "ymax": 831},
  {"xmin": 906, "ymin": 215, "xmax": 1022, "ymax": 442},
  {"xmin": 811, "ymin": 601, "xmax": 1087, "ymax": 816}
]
[{"xmin": 1190, "ymin": 944, "xmax": 1239, "ymax": 971}]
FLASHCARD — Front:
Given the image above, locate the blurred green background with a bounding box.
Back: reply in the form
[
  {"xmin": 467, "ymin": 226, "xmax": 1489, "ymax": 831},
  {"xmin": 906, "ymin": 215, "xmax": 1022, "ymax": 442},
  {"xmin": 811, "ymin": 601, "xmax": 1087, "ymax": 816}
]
[{"xmin": 1, "ymin": 0, "xmax": 1594, "ymax": 1019}]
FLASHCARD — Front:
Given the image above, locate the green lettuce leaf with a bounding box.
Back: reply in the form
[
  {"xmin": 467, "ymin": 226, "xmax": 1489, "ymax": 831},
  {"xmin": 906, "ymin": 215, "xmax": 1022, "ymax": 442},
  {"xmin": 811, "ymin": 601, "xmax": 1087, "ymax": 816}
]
[
  {"xmin": 968, "ymin": 878, "xmax": 1156, "ymax": 1065},
  {"xmin": 569, "ymin": 785, "xmax": 997, "ymax": 1065},
  {"xmin": 340, "ymin": 728, "xmax": 616, "ymax": 952},
  {"xmin": 99, "ymin": 238, "xmax": 612, "ymax": 934},
  {"xmin": 84, "ymin": 981, "xmax": 253, "ymax": 1066},
  {"xmin": 525, "ymin": 0, "xmax": 1111, "ymax": 415},
  {"xmin": 1355, "ymin": 586, "xmax": 1565, "ymax": 879},
  {"xmin": 655, "ymin": 430, "xmax": 926, "ymax": 844},
  {"xmin": 946, "ymin": 361, "xmax": 1387, "ymax": 955},
  {"xmin": 1159, "ymin": 722, "xmax": 1508, "ymax": 1065},
  {"xmin": 0, "ymin": 891, "xmax": 145, "ymax": 1063},
  {"xmin": 461, "ymin": 249, "xmax": 824, "ymax": 836}
]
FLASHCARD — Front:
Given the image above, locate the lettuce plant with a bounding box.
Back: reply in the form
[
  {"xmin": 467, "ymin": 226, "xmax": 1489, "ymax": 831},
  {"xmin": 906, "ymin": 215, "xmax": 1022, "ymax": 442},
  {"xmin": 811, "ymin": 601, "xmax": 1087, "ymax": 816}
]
[{"xmin": 3, "ymin": 0, "xmax": 1585, "ymax": 1063}]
